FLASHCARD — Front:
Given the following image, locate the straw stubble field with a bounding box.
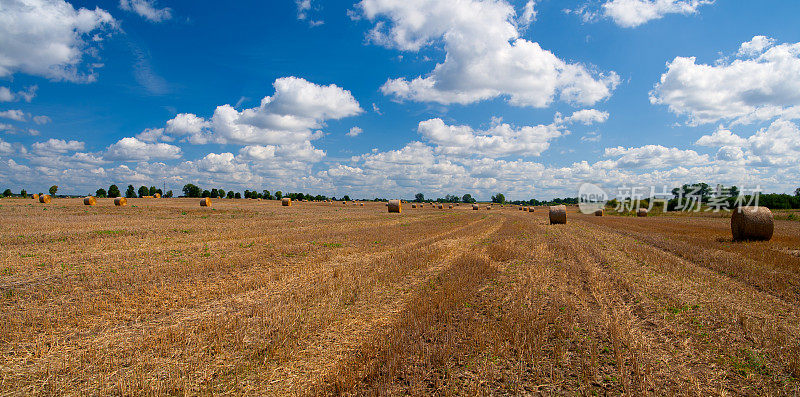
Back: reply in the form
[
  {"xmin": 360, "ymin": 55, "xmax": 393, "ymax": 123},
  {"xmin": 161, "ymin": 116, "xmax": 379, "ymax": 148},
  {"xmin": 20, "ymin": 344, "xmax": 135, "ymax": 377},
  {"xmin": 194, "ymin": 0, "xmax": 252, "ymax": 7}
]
[{"xmin": 1, "ymin": 198, "xmax": 799, "ymax": 395}]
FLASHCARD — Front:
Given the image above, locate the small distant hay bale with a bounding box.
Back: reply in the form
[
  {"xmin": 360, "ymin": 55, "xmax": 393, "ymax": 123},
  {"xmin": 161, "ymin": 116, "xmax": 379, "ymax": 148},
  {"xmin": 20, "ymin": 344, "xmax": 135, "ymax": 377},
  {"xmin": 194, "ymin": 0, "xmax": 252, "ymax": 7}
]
[
  {"xmin": 485, "ymin": 205, "xmax": 491, "ymax": 210},
  {"xmin": 154, "ymin": 193, "xmax": 161, "ymax": 199},
  {"xmin": 39, "ymin": 194, "xmax": 51, "ymax": 204},
  {"xmin": 388, "ymin": 199, "xmax": 402, "ymax": 213},
  {"xmin": 519, "ymin": 206, "xmax": 523, "ymax": 211},
  {"xmin": 282, "ymin": 197, "xmax": 292, "ymax": 206},
  {"xmin": 143, "ymin": 195, "xmax": 154, "ymax": 198},
  {"xmin": 472, "ymin": 204, "xmax": 479, "ymax": 210},
  {"xmin": 549, "ymin": 205, "xmax": 567, "ymax": 224},
  {"xmin": 595, "ymin": 209, "xmax": 604, "ymax": 216},
  {"xmin": 637, "ymin": 208, "xmax": 648, "ymax": 217},
  {"xmin": 412, "ymin": 204, "xmax": 416, "ymax": 208},
  {"xmin": 200, "ymin": 197, "xmax": 212, "ymax": 207},
  {"xmin": 438, "ymin": 204, "xmax": 443, "ymax": 209},
  {"xmin": 83, "ymin": 196, "xmax": 97, "ymax": 206},
  {"xmin": 731, "ymin": 206, "xmax": 774, "ymax": 241},
  {"xmin": 523, "ymin": 207, "xmax": 528, "ymax": 212},
  {"xmin": 448, "ymin": 205, "xmax": 453, "ymax": 209},
  {"xmin": 529, "ymin": 207, "xmax": 535, "ymax": 213},
  {"xmin": 360, "ymin": 202, "xmax": 364, "ymax": 206},
  {"xmin": 114, "ymin": 197, "xmax": 127, "ymax": 206}
]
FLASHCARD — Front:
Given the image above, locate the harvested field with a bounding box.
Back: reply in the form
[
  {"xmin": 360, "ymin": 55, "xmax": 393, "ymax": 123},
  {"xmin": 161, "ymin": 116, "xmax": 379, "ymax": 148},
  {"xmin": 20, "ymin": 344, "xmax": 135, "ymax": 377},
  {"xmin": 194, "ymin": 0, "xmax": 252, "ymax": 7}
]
[{"xmin": 1, "ymin": 198, "xmax": 799, "ymax": 395}]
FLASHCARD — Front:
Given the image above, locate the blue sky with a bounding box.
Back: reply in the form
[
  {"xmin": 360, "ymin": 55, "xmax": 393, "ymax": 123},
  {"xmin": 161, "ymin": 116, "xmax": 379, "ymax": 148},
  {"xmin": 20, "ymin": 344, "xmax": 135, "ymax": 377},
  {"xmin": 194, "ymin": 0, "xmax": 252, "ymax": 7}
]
[{"xmin": 1, "ymin": 0, "xmax": 800, "ymax": 200}]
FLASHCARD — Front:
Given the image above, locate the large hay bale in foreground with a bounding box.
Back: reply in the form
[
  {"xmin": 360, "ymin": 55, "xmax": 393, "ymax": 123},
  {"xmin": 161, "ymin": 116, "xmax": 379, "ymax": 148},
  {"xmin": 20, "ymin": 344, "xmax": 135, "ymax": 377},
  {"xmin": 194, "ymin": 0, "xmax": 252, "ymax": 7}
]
[
  {"xmin": 731, "ymin": 206, "xmax": 773, "ymax": 241},
  {"xmin": 83, "ymin": 196, "xmax": 96, "ymax": 206},
  {"xmin": 282, "ymin": 197, "xmax": 292, "ymax": 206},
  {"xmin": 549, "ymin": 205, "xmax": 567, "ymax": 224},
  {"xmin": 114, "ymin": 197, "xmax": 127, "ymax": 206},
  {"xmin": 637, "ymin": 208, "xmax": 648, "ymax": 217},
  {"xmin": 388, "ymin": 199, "xmax": 402, "ymax": 213},
  {"xmin": 39, "ymin": 194, "xmax": 51, "ymax": 204},
  {"xmin": 472, "ymin": 204, "xmax": 479, "ymax": 210},
  {"xmin": 595, "ymin": 209, "xmax": 604, "ymax": 216},
  {"xmin": 200, "ymin": 197, "xmax": 212, "ymax": 207},
  {"xmin": 32, "ymin": 194, "xmax": 39, "ymax": 200}
]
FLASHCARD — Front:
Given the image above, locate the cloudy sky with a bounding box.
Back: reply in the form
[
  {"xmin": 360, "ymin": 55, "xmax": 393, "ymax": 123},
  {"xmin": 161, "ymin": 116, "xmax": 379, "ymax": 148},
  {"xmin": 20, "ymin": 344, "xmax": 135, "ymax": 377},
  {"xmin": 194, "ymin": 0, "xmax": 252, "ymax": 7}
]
[{"xmin": 1, "ymin": 0, "xmax": 799, "ymax": 200}]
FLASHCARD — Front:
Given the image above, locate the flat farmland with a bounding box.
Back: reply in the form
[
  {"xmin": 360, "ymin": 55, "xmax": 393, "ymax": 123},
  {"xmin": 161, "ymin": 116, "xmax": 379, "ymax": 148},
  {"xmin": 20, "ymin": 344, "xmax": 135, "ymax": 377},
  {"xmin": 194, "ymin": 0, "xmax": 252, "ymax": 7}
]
[{"xmin": 1, "ymin": 198, "xmax": 800, "ymax": 395}]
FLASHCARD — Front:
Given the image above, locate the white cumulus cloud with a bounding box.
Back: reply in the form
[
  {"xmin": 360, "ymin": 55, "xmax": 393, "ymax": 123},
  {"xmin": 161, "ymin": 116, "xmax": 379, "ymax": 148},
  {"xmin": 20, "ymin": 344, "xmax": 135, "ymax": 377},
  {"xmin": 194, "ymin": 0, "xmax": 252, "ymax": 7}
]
[
  {"xmin": 359, "ymin": 0, "xmax": 619, "ymax": 107},
  {"xmin": 599, "ymin": 0, "xmax": 713, "ymax": 28},
  {"xmin": 651, "ymin": 37, "xmax": 800, "ymax": 125},
  {"xmin": 0, "ymin": 0, "xmax": 116, "ymax": 82},
  {"xmin": 104, "ymin": 137, "xmax": 181, "ymax": 161},
  {"xmin": 119, "ymin": 0, "xmax": 171, "ymax": 22}
]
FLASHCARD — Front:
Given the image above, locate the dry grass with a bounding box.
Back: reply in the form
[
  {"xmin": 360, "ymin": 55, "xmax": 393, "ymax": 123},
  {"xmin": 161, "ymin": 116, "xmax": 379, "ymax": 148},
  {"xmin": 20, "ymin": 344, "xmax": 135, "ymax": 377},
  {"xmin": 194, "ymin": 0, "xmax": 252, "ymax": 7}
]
[{"xmin": 0, "ymin": 199, "xmax": 799, "ymax": 395}]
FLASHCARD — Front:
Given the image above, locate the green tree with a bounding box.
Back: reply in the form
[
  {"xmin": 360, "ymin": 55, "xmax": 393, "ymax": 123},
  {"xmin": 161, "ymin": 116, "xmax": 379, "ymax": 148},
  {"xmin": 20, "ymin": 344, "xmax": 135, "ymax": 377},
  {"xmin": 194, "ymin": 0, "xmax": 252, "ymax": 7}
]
[
  {"xmin": 343, "ymin": 195, "xmax": 351, "ymax": 201},
  {"xmin": 795, "ymin": 187, "xmax": 800, "ymax": 197},
  {"xmin": 95, "ymin": 188, "xmax": 107, "ymax": 198},
  {"xmin": 415, "ymin": 193, "xmax": 425, "ymax": 202},
  {"xmin": 147, "ymin": 186, "xmax": 156, "ymax": 196},
  {"xmin": 218, "ymin": 189, "xmax": 225, "ymax": 199},
  {"xmin": 2, "ymin": 189, "xmax": 12, "ymax": 197},
  {"xmin": 234, "ymin": 192, "xmax": 241, "ymax": 199},
  {"xmin": 462, "ymin": 194, "xmax": 475, "ymax": 203},
  {"xmin": 202, "ymin": 190, "xmax": 210, "ymax": 198},
  {"xmin": 275, "ymin": 191, "xmax": 283, "ymax": 200},
  {"xmin": 182, "ymin": 184, "xmax": 201, "ymax": 198},
  {"xmin": 126, "ymin": 185, "xmax": 136, "ymax": 198},
  {"xmin": 20, "ymin": 189, "xmax": 27, "ymax": 198},
  {"xmin": 227, "ymin": 191, "xmax": 235, "ymax": 199},
  {"xmin": 491, "ymin": 193, "xmax": 505, "ymax": 204},
  {"xmin": 138, "ymin": 186, "xmax": 149, "ymax": 198},
  {"xmin": 210, "ymin": 188, "xmax": 219, "ymax": 198},
  {"xmin": 108, "ymin": 185, "xmax": 121, "ymax": 198},
  {"xmin": 262, "ymin": 190, "xmax": 272, "ymax": 200},
  {"xmin": 164, "ymin": 190, "xmax": 173, "ymax": 198},
  {"xmin": 49, "ymin": 185, "xmax": 58, "ymax": 196}
]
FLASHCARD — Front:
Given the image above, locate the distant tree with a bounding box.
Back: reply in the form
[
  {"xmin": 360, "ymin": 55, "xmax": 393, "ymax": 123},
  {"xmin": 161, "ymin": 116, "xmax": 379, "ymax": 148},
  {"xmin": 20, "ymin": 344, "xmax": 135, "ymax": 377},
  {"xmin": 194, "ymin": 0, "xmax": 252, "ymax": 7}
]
[
  {"xmin": 95, "ymin": 188, "xmax": 107, "ymax": 198},
  {"xmin": 730, "ymin": 185, "xmax": 740, "ymax": 198},
  {"xmin": 227, "ymin": 191, "xmax": 235, "ymax": 199},
  {"xmin": 164, "ymin": 190, "xmax": 173, "ymax": 198},
  {"xmin": 108, "ymin": 185, "xmax": 121, "ymax": 198},
  {"xmin": 275, "ymin": 191, "xmax": 283, "ymax": 200},
  {"xmin": 462, "ymin": 194, "xmax": 475, "ymax": 203},
  {"xmin": 202, "ymin": 190, "xmax": 210, "ymax": 198},
  {"xmin": 491, "ymin": 193, "xmax": 506, "ymax": 204},
  {"xmin": 210, "ymin": 188, "xmax": 219, "ymax": 198},
  {"xmin": 148, "ymin": 186, "xmax": 157, "ymax": 196},
  {"xmin": 182, "ymin": 184, "xmax": 201, "ymax": 198},
  {"xmin": 795, "ymin": 187, "xmax": 800, "ymax": 197},
  {"xmin": 234, "ymin": 192, "xmax": 241, "ymax": 199},
  {"xmin": 20, "ymin": 189, "xmax": 27, "ymax": 198},
  {"xmin": 2, "ymin": 189, "xmax": 11, "ymax": 197},
  {"xmin": 262, "ymin": 190, "xmax": 272, "ymax": 200},
  {"xmin": 138, "ymin": 186, "xmax": 149, "ymax": 198},
  {"xmin": 49, "ymin": 185, "xmax": 58, "ymax": 196},
  {"xmin": 218, "ymin": 189, "xmax": 225, "ymax": 199},
  {"xmin": 126, "ymin": 185, "xmax": 136, "ymax": 198},
  {"xmin": 415, "ymin": 193, "xmax": 424, "ymax": 202},
  {"xmin": 343, "ymin": 195, "xmax": 351, "ymax": 201},
  {"xmin": 244, "ymin": 189, "xmax": 251, "ymax": 199}
]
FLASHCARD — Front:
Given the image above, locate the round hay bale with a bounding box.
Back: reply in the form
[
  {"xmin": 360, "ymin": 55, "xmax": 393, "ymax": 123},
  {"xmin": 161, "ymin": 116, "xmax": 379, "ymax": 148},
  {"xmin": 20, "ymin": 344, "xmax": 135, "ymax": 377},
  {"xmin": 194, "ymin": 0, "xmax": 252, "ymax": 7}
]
[
  {"xmin": 360, "ymin": 202, "xmax": 364, "ymax": 206},
  {"xmin": 637, "ymin": 208, "xmax": 648, "ymax": 217},
  {"xmin": 448, "ymin": 205, "xmax": 453, "ymax": 209},
  {"xmin": 83, "ymin": 196, "xmax": 96, "ymax": 206},
  {"xmin": 731, "ymin": 206, "xmax": 773, "ymax": 241},
  {"xmin": 549, "ymin": 205, "xmax": 567, "ymax": 224},
  {"xmin": 523, "ymin": 207, "xmax": 528, "ymax": 212},
  {"xmin": 412, "ymin": 204, "xmax": 416, "ymax": 208},
  {"xmin": 154, "ymin": 193, "xmax": 161, "ymax": 199},
  {"xmin": 114, "ymin": 197, "xmax": 127, "ymax": 206},
  {"xmin": 39, "ymin": 194, "xmax": 51, "ymax": 204},
  {"xmin": 200, "ymin": 197, "xmax": 212, "ymax": 207},
  {"xmin": 472, "ymin": 204, "xmax": 479, "ymax": 210},
  {"xmin": 486, "ymin": 205, "xmax": 491, "ymax": 210},
  {"xmin": 32, "ymin": 194, "xmax": 39, "ymax": 200},
  {"xmin": 282, "ymin": 197, "xmax": 292, "ymax": 206},
  {"xmin": 388, "ymin": 199, "xmax": 402, "ymax": 213},
  {"xmin": 438, "ymin": 204, "xmax": 443, "ymax": 209},
  {"xmin": 594, "ymin": 209, "xmax": 604, "ymax": 216},
  {"xmin": 529, "ymin": 207, "xmax": 535, "ymax": 213},
  {"xmin": 519, "ymin": 206, "xmax": 523, "ymax": 211}
]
